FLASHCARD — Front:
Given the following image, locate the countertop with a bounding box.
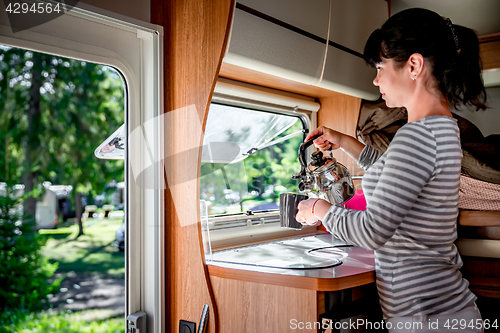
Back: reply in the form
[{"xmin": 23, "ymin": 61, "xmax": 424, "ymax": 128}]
[{"xmin": 207, "ymin": 234, "xmax": 376, "ymax": 291}]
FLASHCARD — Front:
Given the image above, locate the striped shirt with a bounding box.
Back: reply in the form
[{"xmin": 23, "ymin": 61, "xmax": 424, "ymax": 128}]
[{"xmin": 322, "ymin": 115, "xmax": 476, "ymax": 319}]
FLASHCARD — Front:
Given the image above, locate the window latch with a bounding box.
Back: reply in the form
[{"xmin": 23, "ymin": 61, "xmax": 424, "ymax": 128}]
[
  {"xmin": 243, "ymin": 147, "xmax": 258, "ymax": 156},
  {"xmin": 127, "ymin": 311, "xmax": 146, "ymax": 333}
]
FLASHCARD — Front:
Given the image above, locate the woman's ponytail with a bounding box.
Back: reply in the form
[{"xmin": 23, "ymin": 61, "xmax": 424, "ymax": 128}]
[{"xmin": 447, "ymin": 25, "xmax": 488, "ymax": 110}]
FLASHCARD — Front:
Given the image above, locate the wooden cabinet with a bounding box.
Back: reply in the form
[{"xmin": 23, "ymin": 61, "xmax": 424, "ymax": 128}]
[
  {"xmin": 317, "ymin": 93, "xmax": 365, "ymax": 178},
  {"xmin": 210, "ymin": 274, "xmax": 379, "ymax": 333},
  {"xmin": 480, "ymin": 33, "xmax": 500, "ymax": 70},
  {"xmin": 150, "ymin": 0, "xmax": 235, "ymax": 332},
  {"xmin": 224, "ymin": 0, "xmax": 387, "ymax": 100},
  {"xmin": 211, "ymin": 277, "xmax": 318, "ymax": 332},
  {"xmin": 207, "ymin": 243, "xmax": 377, "ymax": 332},
  {"xmin": 225, "ymin": 2, "xmax": 328, "ymax": 85}
]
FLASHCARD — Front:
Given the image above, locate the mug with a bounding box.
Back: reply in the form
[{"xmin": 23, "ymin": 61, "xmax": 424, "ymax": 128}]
[{"xmin": 279, "ymin": 193, "xmax": 309, "ymax": 229}]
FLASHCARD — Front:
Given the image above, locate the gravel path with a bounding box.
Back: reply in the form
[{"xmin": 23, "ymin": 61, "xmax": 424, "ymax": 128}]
[{"xmin": 48, "ymin": 273, "xmax": 125, "ymax": 317}]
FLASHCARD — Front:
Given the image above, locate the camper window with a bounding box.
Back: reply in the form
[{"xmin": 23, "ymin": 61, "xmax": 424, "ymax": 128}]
[{"xmin": 200, "ymin": 99, "xmax": 318, "ymax": 248}]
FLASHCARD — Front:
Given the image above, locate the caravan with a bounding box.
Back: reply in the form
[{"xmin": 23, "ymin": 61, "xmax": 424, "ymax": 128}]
[
  {"xmin": 1, "ymin": 182, "xmax": 74, "ymax": 229},
  {"xmin": 35, "ymin": 183, "xmax": 58, "ymax": 229}
]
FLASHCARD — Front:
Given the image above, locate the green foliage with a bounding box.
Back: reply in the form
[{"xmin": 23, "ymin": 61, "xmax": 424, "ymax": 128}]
[
  {"xmin": 0, "ymin": 185, "xmax": 61, "ymax": 316},
  {"xmin": 200, "ymin": 120, "xmax": 303, "ymax": 213},
  {"xmin": 0, "ymin": 44, "xmax": 124, "ymax": 198},
  {"xmin": 0, "ymin": 309, "xmax": 125, "ymax": 333},
  {"xmin": 244, "ymin": 124, "xmax": 302, "ymax": 196}
]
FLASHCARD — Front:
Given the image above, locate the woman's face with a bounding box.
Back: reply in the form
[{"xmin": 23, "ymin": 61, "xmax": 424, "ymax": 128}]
[{"xmin": 372, "ymin": 57, "xmax": 409, "ymax": 108}]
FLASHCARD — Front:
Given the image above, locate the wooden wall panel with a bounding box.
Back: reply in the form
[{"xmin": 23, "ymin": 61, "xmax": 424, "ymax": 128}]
[
  {"xmin": 479, "ymin": 33, "xmax": 500, "ymax": 70},
  {"xmin": 318, "ymin": 95, "xmax": 364, "ymax": 178},
  {"xmin": 150, "ymin": 0, "xmax": 234, "ymax": 332},
  {"xmin": 458, "ymin": 210, "xmax": 500, "ymax": 227},
  {"xmin": 211, "ymin": 276, "xmax": 318, "ymax": 333},
  {"xmin": 461, "ymin": 257, "xmax": 500, "ymax": 298}
]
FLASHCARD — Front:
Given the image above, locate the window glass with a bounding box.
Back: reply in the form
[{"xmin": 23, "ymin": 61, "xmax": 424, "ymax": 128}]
[
  {"xmin": 0, "ymin": 44, "xmax": 125, "ymax": 332},
  {"xmin": 200, "ymin": 103, "xmax": 305, "ymax": 215}
]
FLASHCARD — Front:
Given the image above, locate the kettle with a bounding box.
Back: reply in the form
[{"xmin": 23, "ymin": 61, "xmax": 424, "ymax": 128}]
[{"xmin": 292, "ymin": 134, "xmax": 355, "ymax": 205}]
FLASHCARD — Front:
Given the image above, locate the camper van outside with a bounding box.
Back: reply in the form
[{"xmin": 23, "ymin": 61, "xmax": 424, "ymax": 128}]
[
  {"xmin": 0, "ymin": 182, "xmax": 73, "ymax": 229},
  {"xmin": 35, "ymin": 183, "xmax": 75, "ymax": 229},
  {"xmin": 35, "ymin": 183, "xmax": 58, "ymax": 229}
]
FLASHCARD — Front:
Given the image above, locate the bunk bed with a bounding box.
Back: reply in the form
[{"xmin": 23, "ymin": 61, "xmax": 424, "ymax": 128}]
[{"xmin": 456, "ymin": 174, "xmax": 500, "ymax": 300}]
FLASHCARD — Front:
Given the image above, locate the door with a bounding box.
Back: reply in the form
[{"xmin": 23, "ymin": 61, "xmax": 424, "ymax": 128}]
[{"xmin": 0, "ymin": 5, "xmax": 164, "ymax": 332}]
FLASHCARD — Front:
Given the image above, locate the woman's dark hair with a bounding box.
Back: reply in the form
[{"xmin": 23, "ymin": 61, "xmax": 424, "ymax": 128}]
[{"xmin": 364, "ymin": 8, "xmax": 487, "ymax": 110}]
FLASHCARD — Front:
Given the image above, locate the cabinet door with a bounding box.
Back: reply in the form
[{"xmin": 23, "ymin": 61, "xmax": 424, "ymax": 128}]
[
  {"xmin": 318, "ymin": 44, "xmax": 379, "ymax": 100},
  {"xmin": 225, "ymin": 0, "xmax": 386, "ymax": 99},
  {"xmin": 317, "ymin": 0, "xmax": 386, "ymax": 100},
  {"xmin": 238, "ymin": 0, "xmax": 331, "ymax": 39},
  {"xmin": 328, "ymin": 0, "xmax": 388, "ymax": 54},
  {"xmin": 225, "ymin": 6, "xmax": 327, "ymax": 85}
]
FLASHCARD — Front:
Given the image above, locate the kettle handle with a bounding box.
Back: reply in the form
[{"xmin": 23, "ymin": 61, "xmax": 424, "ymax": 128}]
[{"xmin": 292, "ymin": 134, "xmax": 322, "ymax": 180}]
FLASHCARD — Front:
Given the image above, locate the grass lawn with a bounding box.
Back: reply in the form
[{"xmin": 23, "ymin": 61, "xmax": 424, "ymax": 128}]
[
  {"xmin": 3, "ymin": 217, "xmax": 127, "ymax": 333},
  {"xmin": 4, "ymin": 309, "xmax": 124, "ymax": 333},
  {"xmin": 40, "ymin": 216, "xmax": 125, "ymax": 277}
]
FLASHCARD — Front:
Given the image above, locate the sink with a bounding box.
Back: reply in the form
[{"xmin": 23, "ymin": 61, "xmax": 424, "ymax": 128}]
[{"xmin": 209, "ymin": 234, "xmax": 351, "ymax": 270}]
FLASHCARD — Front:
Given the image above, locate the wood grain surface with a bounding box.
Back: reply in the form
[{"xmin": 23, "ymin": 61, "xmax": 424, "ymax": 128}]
[
  {"xmin": 208, "ymin": 265, "xmax": 375, "ymax": 292},
  {"xmin": 150, "ymin": 1, "xmax": 234, "ymax": 332},
  {"xmin": 458, "ymin": 210, "xmax": 500, "ymax": 227},
  {"xmin": 317, "ymin": 94, "xmax": 364, "ymax": 178},
  {"xmin": 210, "ymin": 276, "xmax": 318, "ymax": 333},
  {"xmin": 461, "ymin": 257, "xmax": 500, "ymax": 299},
  {"xmin": 479, "ymin": 33, "xmax": 500, "ymax": 70}
]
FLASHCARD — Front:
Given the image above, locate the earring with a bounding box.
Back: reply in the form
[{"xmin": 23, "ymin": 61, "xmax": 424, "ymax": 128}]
[{"xmin": 412, "ymin": 75, "xmax": 416, "ymax": 81}]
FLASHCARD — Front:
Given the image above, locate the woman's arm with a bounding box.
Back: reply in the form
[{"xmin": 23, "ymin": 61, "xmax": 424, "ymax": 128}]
[
  {"xmin": 299, "ymin": 123, "xmax": 438, "ymax": 250},
  {"xmin": 339, "ymin": 135, "xmax": 366, "ymax": 162},
  {"xmin": 306, "ymin": 126, "xmax": 365, "ymax": 162}
]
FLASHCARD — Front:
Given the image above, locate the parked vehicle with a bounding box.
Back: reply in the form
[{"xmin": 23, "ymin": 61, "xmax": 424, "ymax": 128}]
[
  {"xmin": 50, "ymin": 184, "xmax": 76, "ymax": 222},
  {"xmin": 95, "ymin": 181, "xmax": 125, "ymax": 210},
  {"xmin": 1, "ymin": 182, "xmax": 72, "ymax": 229},
  {"xmin": 35, "ymin": 185, "xmax": 59, "ymax": 229}
]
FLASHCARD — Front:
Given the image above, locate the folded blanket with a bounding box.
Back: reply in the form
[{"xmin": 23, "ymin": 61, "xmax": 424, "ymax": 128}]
[
  {"xmin": 459, "ymin": 174, "xmax": 500, "ymax": 211},
  {"xmin": 357, "ymin": 100, "xmax": 500, "ymax": 184},
  {"xmin": 463, "ymin": 142, "xmax": 500, "ymax": 170},
  {"xmin": 357, "ymin": 101, "xmax": 407, "ymax": 152},
  {"xmin": 462, "ymin": 150, "xmax": 500, "ymax": 184}
]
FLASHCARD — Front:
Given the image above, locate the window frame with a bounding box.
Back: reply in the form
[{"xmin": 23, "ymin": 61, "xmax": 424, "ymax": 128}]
[{"xmin": 205, "ymin": 89, "xmax": 319, "ymax": 250}]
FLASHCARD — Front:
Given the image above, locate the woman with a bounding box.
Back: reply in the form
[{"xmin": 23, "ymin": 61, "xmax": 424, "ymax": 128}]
[{"xmin": 296, "ymin": 8, "xmax": 487, "ymax": 333}]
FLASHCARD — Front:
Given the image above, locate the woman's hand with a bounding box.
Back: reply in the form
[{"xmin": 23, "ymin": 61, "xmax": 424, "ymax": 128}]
[
  {"xmin": 296, "ymin": 198, "xmax": 331, "ymax": 226},
  {"xmin": 306, "ymin": 126, "xmax": 366, "ymax": 162},
  {"xmin": 306, "ymin": 126, "xmax": 346, "ymax": 152}
]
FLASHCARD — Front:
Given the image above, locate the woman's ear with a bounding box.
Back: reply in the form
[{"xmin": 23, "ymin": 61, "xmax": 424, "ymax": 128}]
[{"xmin": 408, "ymin": 53, "xmax": 424, "ymax": 81}]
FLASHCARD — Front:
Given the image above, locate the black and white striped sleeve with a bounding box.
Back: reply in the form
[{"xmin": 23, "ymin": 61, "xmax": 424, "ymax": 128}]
[
  {"xmin": 357, "ymin": 145, "xmax": 384, "ymax": 170},
  {"xmin": 322, "ymin": 123, "xmax": 437, "ymax": 250}
]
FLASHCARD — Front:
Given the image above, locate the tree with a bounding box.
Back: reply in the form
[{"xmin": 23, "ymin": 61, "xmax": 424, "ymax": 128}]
[
  {"xmin": 0, "ymin": 184, "xmax": 61, "ymax": 318},
  {"xmin": 0, "ymin": 45, "xmax": 124, "ymax": 236},
  {"xmin": 0, "ymin": 46, "xmax": 29, "ymax": 185},
  {"xmin": 243, "ymin": 122, "xmax": 302, "ymax": 198},
  {"xmin": 23, "ymin": 52, "xmax": 42, "ymax": 224}
]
